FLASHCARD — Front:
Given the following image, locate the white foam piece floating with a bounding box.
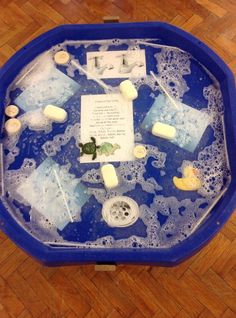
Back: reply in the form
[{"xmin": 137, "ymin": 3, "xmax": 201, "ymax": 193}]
[
  {"xmin": 43, "ymin": 105, "xmax": 68, "ymax": 123},
  {"xmin": 119, "ymin": 79, "xmax": 138, "ymax": 101},
  {"xmin": 102, "ymin": 196, "xmax": 139, "ymax": 228},
  {"xmin": 101, "ymin": 164, "xmax": 119, "ymax": 189},
  {"xmin": 152, "ymin": 122, "xmax": 176, "ymax": 140}
]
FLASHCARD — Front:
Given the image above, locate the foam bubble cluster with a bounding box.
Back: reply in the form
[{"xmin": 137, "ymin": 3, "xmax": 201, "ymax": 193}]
[
  {"xmin": 21, "ymin": 109, "xmax": 53, "ymax": 132},
  {"xmin": 13, "ymin": 51, "xmax": 55, "ymax": 91},
  {"xmin": 42, "ymin": 123, "xmax": 80, "ymax": 157},
  {"xmin": 133, "ymin": 75, "xmax": 160, "ymax": 91},
  {"xmin": 180, "ymin": 84, "xmax": 230, "ymax": 198},
  {"xmin": 4, "ymin": 158, "xmax": 36, "ymax": 203},
  {"xmin": 155, "ymin": 49, "xmax": 191, "ymax": 99}
]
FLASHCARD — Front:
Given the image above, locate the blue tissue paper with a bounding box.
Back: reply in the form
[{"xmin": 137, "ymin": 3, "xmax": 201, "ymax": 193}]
[
  {"xmin": 15, "ymin": 68, "xmax": 79, "ymax": 111},
  {"xmin": 141, "ymin": 94, "xmax": 210, "ymax": 152},
  {"xmin": 16, "ymin": 158, "xmax": 90, "ymax": 230}
]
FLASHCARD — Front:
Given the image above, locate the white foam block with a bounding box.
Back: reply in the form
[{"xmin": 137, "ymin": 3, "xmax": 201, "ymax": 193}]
[
  {"xmin": 119, "ymin": 80, "xmax": 138, "ymax": 101},
  {"xmin": 152, "ymin": 122, "xmax": 176, "ymax": 140},
  {"xmin": 101, "ymin": 164, "xmax": 119, "ymax": 189},
  {"xmin": 43, "ymin": 105, "xmax": 67, "ymax": 123}
]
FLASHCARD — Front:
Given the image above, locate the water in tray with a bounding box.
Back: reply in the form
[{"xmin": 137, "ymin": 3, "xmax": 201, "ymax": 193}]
[{"xmin": 1, "ymin": 38, "xmax": 230, "ymax": 248}]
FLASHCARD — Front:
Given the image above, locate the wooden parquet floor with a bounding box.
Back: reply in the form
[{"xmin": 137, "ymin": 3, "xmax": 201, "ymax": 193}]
[{"xmin": 0, "ymin": 1, "xmax": 236, "ymax": 317}]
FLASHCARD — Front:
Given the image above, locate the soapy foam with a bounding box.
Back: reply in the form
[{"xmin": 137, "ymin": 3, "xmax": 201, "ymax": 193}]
[
  {"xmin": 3, "ymin": 110, "xmax": 53, "ymax": 169},
  {"xmin": 133, "ymin": 75, "xmax": 160, "ymax": 92},
  {"xmin": 4, "ymin": 158, "xmax": 37, "ymax": 204},
  {"xmin": 179, "ymin": 85, "xmax": 230, "ymax": 198},
  {"xmin": 13, "ymin": 51, "xmax": 55, "ymax": 90},
  {"xmin": 154, "ymin": 49, "xmax": 191, "ymax": 100},
  {"xmin": 42, "ymin": 123, "xmax": 80, "ymax": 157},
  {"xmin": 20, "ymin": 109, "xmax": 53, "ymax": 132}
]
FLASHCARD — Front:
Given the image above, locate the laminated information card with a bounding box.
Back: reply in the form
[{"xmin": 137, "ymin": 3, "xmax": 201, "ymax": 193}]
[{"xmin": 80, "ymin": 94, "xmax": 135, "ymax": 163}]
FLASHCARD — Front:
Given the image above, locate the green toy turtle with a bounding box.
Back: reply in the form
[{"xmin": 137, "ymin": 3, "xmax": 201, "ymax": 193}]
[
  {"xmin": 97, "ymin": 142, "xmax": 120, "ymax": 156},
  {"xmin": 79, "ymin": 137, "xmax": 100, "ymax": 160}
]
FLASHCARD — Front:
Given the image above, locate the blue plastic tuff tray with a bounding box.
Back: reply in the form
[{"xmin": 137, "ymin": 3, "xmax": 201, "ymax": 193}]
[{"xmin": 0, "ymin": 22, "xmax": 235, "ymax": 266}]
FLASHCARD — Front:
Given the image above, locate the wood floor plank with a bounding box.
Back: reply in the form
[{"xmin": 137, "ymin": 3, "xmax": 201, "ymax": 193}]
[
  {"xmin": 0, "ymin": 302, "xmax": 11, "ymax": 318},
  {"xmin": 175, "ymin": 309, "xmax": 192, "ymax": 318},
  {"xmin": 130, "ymin": 309, "xmax": 146, "ymax": 318},
  {"xmin": 107, "ymin": 309, "xmax": 123, "ymax": 318},
  {"xmin": 92, "ymin": 272, "xmax": 136, "ymax": 317},
  {"xmin": 198, "ymin": 308, "xmax": 216, "ymax": 318},
  {"xmin": 195, "ymin": 0, "xmax": 227, "ymax": 18},
  {"xmin": 211, "ymin": 238, "xmax": 236, "ymax": 277},
  {"xmin": 73, "ymin": 269, "xmax": 113, "ymax": 318},
  {"xmin": 49, "ymin": 270, "xmax": 91, "ymax": 317},
  {"xmin": 223, "ymin": 268, "xmax": 236, "ymax": 291},
  {"xmin": 181, "ymin": 269, "xmax": 227, "ymax": 317},
  {"xmin": 115, "ymin": 271, "xmax": 161, "ymax": 317},
  {"xmin": 136, "ymin": 271, "xmax": 182, "ymax": 317},
  {"xmin": 221, "ymin": 220, "xmax": 236, "ymax": 241},
  {"xmin": 156, "ymin": 271, "xmax": 204, "ymax": 318},
  {"xmin": 222, "ymin": 308, "xmax": 236, "ymax": 318},
  {"xmin": 7, "ymin": 270, "xmax": 46, "ymax": 318},
  {"xmin": 0, "ymin": 238, "xmax": 17, "ymax": 265},
  {"xmin": 181, "ymin": 13, "xmax": 204, "ymax": 31},
  {"xmin": 0, "ymin": 276, "xmax": 25, "ymax": 318},
  {"xmin": 26, "ymin": 270, "xmax": 70, "ymax": 315},
  {"xmin": 17, "ymin": 257, "xmax": 40, "ymax": 280},
  {"xmin": 202, "ymin": 269, "xmax": 236, "ymax": 313},
  {"xmin": 85, "ymin": 309, "xmax": 100, "ymax": 318},
  {"xmin": 0, "ymin": 248, "xmax": 28, "ymax": 279},
  {"xmin": 190, "ymin": 233, "xmax": 231, "ymax": 275},
  {"xmin": 18, "ymin": 309, "xmax": 33, "ymax": 318}
]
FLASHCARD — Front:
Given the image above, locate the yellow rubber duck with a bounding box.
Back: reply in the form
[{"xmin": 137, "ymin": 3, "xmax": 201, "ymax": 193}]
[{"xmin": 173, "ymin": 166, "xmax": 202, "ymax": 191}]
